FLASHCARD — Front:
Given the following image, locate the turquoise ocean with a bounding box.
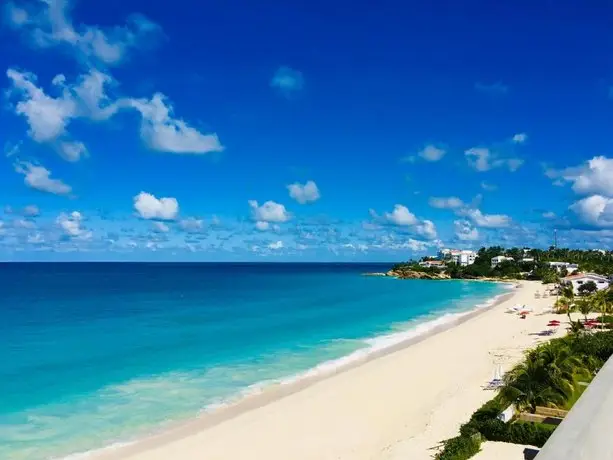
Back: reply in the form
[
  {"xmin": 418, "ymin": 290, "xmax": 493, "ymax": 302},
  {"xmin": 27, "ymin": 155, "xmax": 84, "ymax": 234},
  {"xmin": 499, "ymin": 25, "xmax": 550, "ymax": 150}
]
[{"xmin": 0, "ymin": 263, "xmax": 507, "ymax": 459}]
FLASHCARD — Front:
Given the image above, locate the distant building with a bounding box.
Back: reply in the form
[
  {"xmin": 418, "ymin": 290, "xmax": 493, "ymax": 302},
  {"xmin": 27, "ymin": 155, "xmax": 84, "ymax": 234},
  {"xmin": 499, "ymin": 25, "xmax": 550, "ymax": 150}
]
[
  {"xmin": 418, "ymin": 260, "xmax": 445, "ymax": 269},
  {"xmin": 438, "ymin": 249, "xmax": 477, "ymax": 267},
  {"xmin": 562, "ymin": 273, "xmax": 610, "ymax": 294},
  {"xmin": 491, "ymin": 255, "xmax": 514, "ymax": 268},
  {"xmin": 522, "ymin": 257, "xmax": 535, "ymax": 263},
  {"xmin": 548, "ymin": 262, "xmax": 579, "ymax": 274}
]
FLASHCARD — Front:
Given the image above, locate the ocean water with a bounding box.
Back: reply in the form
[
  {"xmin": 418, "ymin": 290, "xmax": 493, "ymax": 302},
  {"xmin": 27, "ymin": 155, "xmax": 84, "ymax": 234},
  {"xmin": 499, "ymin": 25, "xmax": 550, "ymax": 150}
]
[{"xmin": 0, "ymin": 263, "xmax": 506, "ymax": 460}]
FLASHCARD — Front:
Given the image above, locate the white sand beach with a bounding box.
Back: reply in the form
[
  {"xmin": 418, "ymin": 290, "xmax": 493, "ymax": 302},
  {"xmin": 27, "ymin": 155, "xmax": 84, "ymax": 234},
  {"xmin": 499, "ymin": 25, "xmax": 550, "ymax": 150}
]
[{"xmin": 96, "ymin": 281, "xmax": 565, "ymax": 460}]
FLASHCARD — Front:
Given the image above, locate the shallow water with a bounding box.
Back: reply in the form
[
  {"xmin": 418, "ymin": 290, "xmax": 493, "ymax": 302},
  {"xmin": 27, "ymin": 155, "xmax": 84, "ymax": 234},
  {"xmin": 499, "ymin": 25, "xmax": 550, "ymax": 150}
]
[{"xmin": 0, "ymin": 263, "xmax": 505, "ymax": 459}]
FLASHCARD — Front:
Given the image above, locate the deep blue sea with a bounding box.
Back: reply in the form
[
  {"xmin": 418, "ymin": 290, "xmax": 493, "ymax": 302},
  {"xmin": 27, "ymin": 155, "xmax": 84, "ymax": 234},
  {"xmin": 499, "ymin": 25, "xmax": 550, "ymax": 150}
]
[{"xmin": 0, "ymin": 263, "xmax": 506, "ymax": 459}]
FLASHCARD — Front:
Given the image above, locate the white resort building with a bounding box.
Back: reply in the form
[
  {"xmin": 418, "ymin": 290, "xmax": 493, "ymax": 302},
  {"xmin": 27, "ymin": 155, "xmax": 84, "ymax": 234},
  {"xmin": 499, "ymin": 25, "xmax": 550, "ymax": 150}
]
[
  {"xmin": 562, "ymin": 273, "xmax": 610, "ymax": 294},
  {"xmin": 418, "ymin": 260, "xmax": 446, "ymax": 269},
  {"xmin": 548, "ymin": 261, "xmax": 579, "ymax": 274},
  {"xmin": 491, "ymin": 255, "xmax": 513, "ymax": 268},
  {"xmin": 437, "ymin": 249, "xmax": 477, "ymax": 266}
]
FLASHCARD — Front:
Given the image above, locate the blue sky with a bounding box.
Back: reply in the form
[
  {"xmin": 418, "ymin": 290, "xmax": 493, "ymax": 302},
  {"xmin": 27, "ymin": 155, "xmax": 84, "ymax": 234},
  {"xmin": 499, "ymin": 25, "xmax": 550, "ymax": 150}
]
[{"xmin": 1, "ymin": 0, "xmax": 613, "ymax": 261}]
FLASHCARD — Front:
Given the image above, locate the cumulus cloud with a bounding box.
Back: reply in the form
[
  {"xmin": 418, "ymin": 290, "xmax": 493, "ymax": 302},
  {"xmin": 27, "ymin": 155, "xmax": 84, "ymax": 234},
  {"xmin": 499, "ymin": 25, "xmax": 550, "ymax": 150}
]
[
  {"xmin": 287, "ymin": 180, "xmax": 320, "ymax": 204},
  {"xmin": 133, "ymin": 192, "xmax": 179, "ymax": 220},
  {"xmin": 248, "ymin": 200, "xmax": 290, "ymax": 224},
  {"xmin": 384, "ymin": 205, "xmax": 418, "ymax": 226},
  {"xmin": 428, "ymin": 196, "xmax": 465, "ymax": 209},
  {"xmin": 56, "ymin": 211, "xmax": 91, "ymax": 239},
  {"xmin": 465, "ymin": 147, "xmax": 523, "ymax": 172},
  {"xmin": 128, "ymin": 93, "xmax": 223, "ymax": 154},
  {"xmin": 512, "ymin": 133, "xmax": 528, "ymax": 144},
  {"xmin": 57, "ymin": 140, "xmax": 87, "ymax": 161},
  {"xmin": 458, "ymin": 208, "xmax": 511, "ymax": 228},
  {"xmin": 152, "ymin": 221, "xmax": 170, "ymax": 233},
  {"xmin": 255, "ymin": 221, "xmax": 270, "ymax": 231},
  {"xmin": 268, "ymin": 240, "xmax": 284, "ymax": 250},
  {"xmin": 415, "ymin": 220, "xmax": 437, "ymax": 239},
  {"xmin": 454, "ymin": 220, "xmax": 480, "ymax": 241},
  {"xmin": 179, "ymin": 218, "xmax": 204, "ymax": 232},
  {"xmin": 569, "ymin": 195, "xmax": 613, "ymax": 228},
  {"xmin": 547, "ymin": 156, "xmax": 613, "ymax": 197},
  {"xmin": 6, "ymin": 68, "xmax": 120, "ymax": 159},
  {"xmin": 5, "ymin": 0, "xmax": 161, "ymax": 66},
  {"xmin": 270, "ymin": 66, "xmax": 304, "ymax": 96},
  {"xmin": 6, "ymin": 68, "xmax": 76, "ymax": 143},
  {"xmin": 418, "ymin": 144, "xmax": 446, "ymax": 162},
  {"xmin": 481, "ymin": 181, "xmax": 497, "ymax": 191},
  {"xmin": 23, "ymin": 205, "xmax": 40, "ymax": 216},
  {"xmin": 14, "ymin": 161, "xmax": 72, "ymax": 195},
  {"xmin": 380, "ymin": 204, "xmax": 438, "ymax": 239}
]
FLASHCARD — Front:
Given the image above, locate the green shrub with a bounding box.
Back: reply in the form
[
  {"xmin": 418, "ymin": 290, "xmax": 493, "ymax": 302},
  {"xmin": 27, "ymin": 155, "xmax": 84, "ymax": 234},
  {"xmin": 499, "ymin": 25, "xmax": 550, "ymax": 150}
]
[
  {"xmin": 435, "ymin": 434, "xmax": 482, "ymax": 460},
  {"xmin": 505, "ymin": 422, "xmax": 556, "ymax": 447},
  {"xmin": 477, "ymin": 418, "xmax": 508, "ymax": 441}
]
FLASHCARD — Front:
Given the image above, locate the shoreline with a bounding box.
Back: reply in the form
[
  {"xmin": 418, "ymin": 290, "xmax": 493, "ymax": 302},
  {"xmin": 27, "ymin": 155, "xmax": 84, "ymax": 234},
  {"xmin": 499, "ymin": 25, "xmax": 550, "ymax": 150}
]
[{"xmin": 88, "ymin": 283, "xmax": 517, "ymax": 460}]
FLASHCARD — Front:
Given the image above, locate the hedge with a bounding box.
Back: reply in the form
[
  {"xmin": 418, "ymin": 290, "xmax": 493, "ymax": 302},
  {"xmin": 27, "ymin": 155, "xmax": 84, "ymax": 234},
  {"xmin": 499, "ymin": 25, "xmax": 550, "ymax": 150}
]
[
  {"xmin": 435, "ymin": 434, "xmax": 482, "ymax": 460},
  {"xmin": 437, "ymin": 398, "xmax": 556, "ymax": 459}
]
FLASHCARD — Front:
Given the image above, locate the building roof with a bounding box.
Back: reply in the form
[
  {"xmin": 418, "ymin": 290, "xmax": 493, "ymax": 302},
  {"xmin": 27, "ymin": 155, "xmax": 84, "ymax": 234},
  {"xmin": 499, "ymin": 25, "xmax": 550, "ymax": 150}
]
[{"xmin": 563, "ymin": 273, "xmax": 609, "ymax": 282}]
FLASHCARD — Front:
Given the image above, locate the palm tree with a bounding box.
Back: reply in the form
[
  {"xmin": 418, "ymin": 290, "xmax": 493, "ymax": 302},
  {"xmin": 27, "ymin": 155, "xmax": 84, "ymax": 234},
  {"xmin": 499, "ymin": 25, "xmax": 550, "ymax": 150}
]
[
  {"xmin": 500, "ymin": 343, "xmax": 585, "ymax": 412},
  {"xmin": 554, "ymin": 296, "xmax": 570, "ymax": 314},
  {"xmin": 591, "ymin": 290, "xmax": 610, "ymax": 329},
  {"xmin": 560, "ymin": 284, "xmax": 575, "ymax": 322},
  {"xmin": 575, "ymin": 298, "xmax": 593, "ymax": 322}
]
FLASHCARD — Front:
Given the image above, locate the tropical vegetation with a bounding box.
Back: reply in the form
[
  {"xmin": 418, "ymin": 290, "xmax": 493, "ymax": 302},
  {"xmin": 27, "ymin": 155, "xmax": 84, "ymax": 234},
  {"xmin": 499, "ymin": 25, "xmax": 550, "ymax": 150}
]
[
  {"xmin": 394, "ymin": 246, "xmax": 613, "ymax": 282},
  {"xmin": 435, "ymin": 329, "xmax": 613, "ymax": 460}
]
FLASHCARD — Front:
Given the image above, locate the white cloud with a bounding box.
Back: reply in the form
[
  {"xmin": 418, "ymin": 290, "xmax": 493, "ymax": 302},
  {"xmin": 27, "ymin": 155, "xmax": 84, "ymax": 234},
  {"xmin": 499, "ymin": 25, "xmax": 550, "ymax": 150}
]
[
  {"xmin": 380, "ymin": 204, "xmax": 438, "ymax": 239},
  {"xmin": 415, "ymin": 220, "xmax": 437, "ymax": 239},
  {"xmin": 480, "ymin": 181, "xmax": 497, "ymax": 191},
  {"xmin": 458, "ymin": 208, "xmax": 511, "ymax": 228},
  {"xmin": 5, "ymin": 2, "xmax": 29, "ymax": 27},
  {"xmin": 23, "ymin": 205, "xmax": 40, "ymax": 216},
  {"xmin": 548, "ymin": 156, "xmax": 613, "ymax": 197},
  {"xmin": 6, "ymin": 0, "xmax": 160, "ymax": 66},
  {"xmin": 512, "ymin": 133, "xmax": 528, "ymax": 144},
  {"xmin": 465, "ymin": 147, "xmax": 523, "ymax": 172},
  {"xmin": 454, "ymin": 220, "xmax": 480, "ymax": 241},
  {"xmin": 384, "ymin": 205, "xmax": 418, "ymax": 226},
  {"xmin": 542, "ymin": 211, "xmax": 557, "ymax": 219},
  {"xmin": 133, "ymin": 192, "xmax": 179, "ymax": 220},
  {"xmin": 13, "ymin": 218, "xmax": 36, "ymax": 229},
  {"xmin": 56, "ymin": 211, "xmax": 91, "ymax": 239},
  {"xmin": 569, "ymin": 195, "xmax": 613, "ymax": 228},
  {"xmin": 287, "ymin": 180, "xmax": 320, "ymax": 204},
  {"xmin": 428, "ymin": 196, "xmax": 465, "ymax": 209},
  {"xmin": 6, "ymin": 68, "xmax": 76, "ymax": 142},
  {"xmin": 248, "ymin": 200, "xmax": 290, "ymax": 223},
  {"xmin": 153, "ymin": 222, "xmax": 170, "ymax": 233},
  {"xmin": 418, "ymin": 144, "xmax": 446, "ymax": 162},
  {"xmin": 57, "ymin": 140, "xmax": 87, "ymax": 161},
  {"xmin": 14, "ymin": 162, "xmax": 72, "ymax": 195},
  {"xmin": 179, "ymin": 218, "xmax": 204, "ymax": 232},
  {"xmin": 6, "ymin": 68, "xmax": 119, "ymax": 159},
  {"xmin": 255, "ymin": 221, "xmax": 270, "ymax": 231},
  {"xmin": 7, "ymin": 68, "xmax": 220, "ymax": 158},
  {"xmin": 128, "ymin": 93, "xmax": 224, "ymax": 154},
  {"xmin": 268, "ymin": 240, "xmax": 284, "ymax": 250},
  {"xmin": 271, "ymin": 66, "xmax": 304, "ymax": 95}
]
